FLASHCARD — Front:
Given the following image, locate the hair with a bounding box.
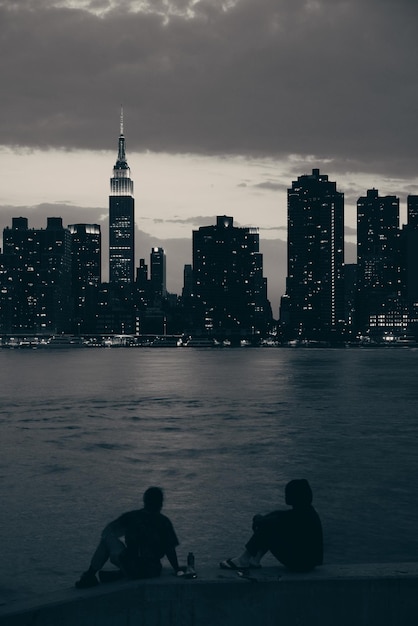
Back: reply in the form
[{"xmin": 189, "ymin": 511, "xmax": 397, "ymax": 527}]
[
  {"xmin": 143, "ymin": 486, "xmax": 164, "ymax": 512},
  {"xmin": 285, "ymin": 479, "xmax": 313, "ymax": 507}
]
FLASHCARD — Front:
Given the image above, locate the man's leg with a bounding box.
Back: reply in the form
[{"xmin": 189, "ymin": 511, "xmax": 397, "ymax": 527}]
[
  {"xmin": 220, "ymin": 518, "xmax": 271, "ymax": 570},
  {"xmin": 90, "ymin": 534, "xmax": 126, "ymax": 571},
  {"xmin": 247, "ymin": 518, "xmax": 293, "ymax": 569},
  {"xmin": 243, "ymin": 516, "xmax": 282, "ymax": 566},
  {"xmin": 76, "ymin": 534, "xmax": 126, "ymax": 588}
]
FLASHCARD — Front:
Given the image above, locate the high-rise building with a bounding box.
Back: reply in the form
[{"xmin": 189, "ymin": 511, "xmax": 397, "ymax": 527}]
[
  {"xmin": 68, "ymin": 223, "xmax": 101, "ymax": 333},
  {"xmin": 135, "ymin": 258, "xmax": 150, "ymax": 303},
  {"xmin": 356, "ymin": 189, "xmax": 403, "ymax": 334},
  {"xmin": 281, "ymin": 168, "xmax": 345, "ymax": 340},
  {"xmin": 41, "ymin": 217, "xmax": 73, "ymax": 333},
  {"xmin": 1, "ymin": 217, "xmax": 72, "ymax": 333},
  {"xmin": 407, "ymin": 195, "xmax": 418, "ymax": 228},
  {"xmin": 150, "ymin": 247, "xmax": 166, "ymax": 299},
  {"xmin": 405, "ymin": 196, "xmax": 418, "ymax": 302},
  {"xmin": 400, "ymin": 195, "xmax": 418, "ymax": 336},
  {"xmin": 109, "ymin": 109, "xmax": 135, "ymax": 286},
  {"xmin": 1, "ymin": 217, "xmax": 40, "ymax": 333},
  {"xmin": 191, "ymin": 216, "xmax": 272, "ymax": 337},
  {"xmin": 182, "ymin": 264, "xmax": 193, "ymax": 300}
]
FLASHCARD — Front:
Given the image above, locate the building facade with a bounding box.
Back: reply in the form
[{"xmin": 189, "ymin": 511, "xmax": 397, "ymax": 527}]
[
  {"xmin": 1, "ymin": 217, "xmax": 72, "ymax": 333},
  {"xmin": 404, "ymin": 196, "xmax": 418, "ymax": 306},
  {"xmin": 68, "ymin": 223, "xmax": 101, "ymax": 334},
  {"xmin": 281, "ymin": 168, "xmax": 345, "ymax": 341},
  {"xmin": 150, "ymin": 247, "xmax": 167, "ymax": 299},
  {"xmin": 356, "ymin": 189, "xmax": 403, "ymax": 335},
  {"xmin": 191, "ymin": 215, "xmax": 272, "ymax": 338},
  {"xmin": 399, "ymin": 195, "xmax": 418, "ymax": 336}
]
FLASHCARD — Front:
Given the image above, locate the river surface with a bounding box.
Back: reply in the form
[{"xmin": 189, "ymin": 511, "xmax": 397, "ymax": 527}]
[{"xmin": 1, "ymin": 347, "xmax": 418, "ymax": 602}]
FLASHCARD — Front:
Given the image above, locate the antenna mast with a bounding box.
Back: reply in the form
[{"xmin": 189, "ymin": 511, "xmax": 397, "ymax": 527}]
[{"xmin": 120, "ymin": 105, "xmax": 124, "ymax": 136}]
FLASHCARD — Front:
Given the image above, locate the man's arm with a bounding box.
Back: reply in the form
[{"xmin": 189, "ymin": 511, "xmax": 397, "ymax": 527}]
[
  {"xmin": 101, "ymin": 512, "xmax": 131, "ymax": 540},
  {"xmin": 166, "ymin": 546, "xmax": 180, "ymax": 572}
]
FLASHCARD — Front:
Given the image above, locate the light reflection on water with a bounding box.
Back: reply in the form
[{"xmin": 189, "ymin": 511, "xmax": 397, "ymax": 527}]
[{"xmin": 1, "ymin": 347, "xmax": 418, "ymax": 600}]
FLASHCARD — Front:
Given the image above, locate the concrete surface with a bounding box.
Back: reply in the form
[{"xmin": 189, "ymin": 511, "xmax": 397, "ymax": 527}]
[{"xmin": 1, "ymin": 563, "xmax": 418, "ymax": 626}]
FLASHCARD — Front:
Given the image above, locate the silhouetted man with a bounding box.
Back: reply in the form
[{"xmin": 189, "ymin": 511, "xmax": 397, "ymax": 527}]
[
  {"xmin": 76, "ymin": 486, "xmax": 180, "ymax": 588},
  {"xmin": 220, "ymin": 479, "xmax": 323, "ymax": 573}
]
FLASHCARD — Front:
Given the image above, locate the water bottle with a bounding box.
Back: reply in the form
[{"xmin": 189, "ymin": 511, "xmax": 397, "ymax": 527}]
[{"xmin": 185, "ymin": 552, "xmax": 197, "ymax": 578}]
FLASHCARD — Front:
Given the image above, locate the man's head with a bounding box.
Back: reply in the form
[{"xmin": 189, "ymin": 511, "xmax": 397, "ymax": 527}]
[
  {"xmin": 285, "ymin": 479, "xmax": 313, "ymax": 507},
  {"xmin": 143, "ymin": 486, "xmax": 164, "ymax": 512}
]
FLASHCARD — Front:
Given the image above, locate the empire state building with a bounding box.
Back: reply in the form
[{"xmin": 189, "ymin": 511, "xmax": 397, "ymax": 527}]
[{"xmin": 109, "ymin": 109, "xmax": 135, "ymax": 286}]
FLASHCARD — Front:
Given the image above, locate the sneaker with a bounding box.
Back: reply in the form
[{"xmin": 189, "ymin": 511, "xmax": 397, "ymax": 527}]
[{"xmin": 75, "ymin": 570, "xmax": 99, "ymax": 589}]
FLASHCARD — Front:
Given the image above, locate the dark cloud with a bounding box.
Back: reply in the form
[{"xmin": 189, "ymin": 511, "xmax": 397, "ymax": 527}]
[
  {"xmin": 404, "ymin": 185, "xmax": 418, "ymax": 196},
  {"xmin": 345, "ymin": 225, "xmax": 357, "ymax": 236},
  {"xmin": 254, "ymin": 181, "xmax": 288, "ymax": 191},
  {"xmin": 260, "ymin": 225, "xmax": 287, "ymax": 232},
  {"xmin": 145, "ymin": 215, "xmax": 219, "ymax": 225},
  {"xmin": 144, "ymin": 214, "xmax": 275, "ymax": 229},
  {"xmin": 0, "ymin": 0, "xmax": 417, "ymax": 175}
]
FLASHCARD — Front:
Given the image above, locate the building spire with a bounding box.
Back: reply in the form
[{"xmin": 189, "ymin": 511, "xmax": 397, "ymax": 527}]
[
  {"xmin": 115, "ymin": 106, "xmax": 127, "ymax": 169},
  {"xmin": 110, "ymin": 108, "xmax": 133, "ymax": 196},
  {"xmin": 120, "ymin": 105, "xmax": 124, "ymax": 136}
]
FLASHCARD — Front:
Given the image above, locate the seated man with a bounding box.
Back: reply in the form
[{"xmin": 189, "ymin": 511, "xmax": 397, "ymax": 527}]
[
  {"xmin": 76, "ymin": 486, "xmax": 181, "ymax": 588},
  {"xmin": 220, "ymin": 479, "xmax": 323, "ymax": 573}
]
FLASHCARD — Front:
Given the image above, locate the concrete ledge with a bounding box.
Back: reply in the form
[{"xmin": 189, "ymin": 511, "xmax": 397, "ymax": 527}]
[{"xmin": 1, "ymin": 563, "xmax": 418, "ymax": 626}]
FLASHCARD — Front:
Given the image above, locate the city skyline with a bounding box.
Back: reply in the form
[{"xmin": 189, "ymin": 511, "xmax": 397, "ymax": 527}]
[
  {"xmin": 2, "ymin": 132, "xmax": 418, "ymax": 314},
  {"xmin": 1, "ymin": 0, "xmax": 418, "ymax": 313}
]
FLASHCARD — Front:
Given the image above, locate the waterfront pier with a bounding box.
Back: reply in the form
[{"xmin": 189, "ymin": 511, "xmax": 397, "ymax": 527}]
[{"xmin": 1, "ymin": 563, "xmax": 418, "ymax": 626}]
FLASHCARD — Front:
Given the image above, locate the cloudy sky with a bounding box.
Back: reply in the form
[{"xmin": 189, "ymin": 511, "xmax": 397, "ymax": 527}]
[{"xmin": 1, "ymin": 0, "xmax": 417, "ymax": 313}]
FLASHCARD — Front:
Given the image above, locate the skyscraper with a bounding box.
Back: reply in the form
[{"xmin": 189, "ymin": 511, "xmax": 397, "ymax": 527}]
[
  {"xmin": 191, "ymin": 216, "xmax": 272, "ymax": 337},
  {"xmin": 356, "ymin": 188, "xmax": 402, "ymax": 334},
  {"xmin": 407, "ymin": 195, "xmax": 418, "ymax": 229},
  {"xmin": 68, "ymin": 223, "xmax": 101, "ymax": 333},
  {"xmin": 41, "ymin": 218, "xmax": 73, "ymax": 333},
  {"xmin": 109, "ymin": 109, "xmax": 135, "ymax": 286},
  {"xmin": 182, "ymin": 264, "xmax": 193, "ymax": 300},
  {"xmin": 281, "ymin": 168, "xmax": 345, "ymax": 340},
  {"xmin": 150, "ymin": 247, "xmax": 166, "ymax": 299},
  {"xmin": 402, "ymin": 195, "xmax": 418, "ymax": 336},
  {"xmin": 1, "ymin": 217, "xmax": 39, "ymax": 333},
  {"xmin": 1, "ymin": 217, "xmax": 72, "ymax": 333}
]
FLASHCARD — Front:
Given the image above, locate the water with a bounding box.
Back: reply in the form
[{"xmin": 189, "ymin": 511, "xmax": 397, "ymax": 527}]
[{"xmin": 1, "ymin": 347, "xmax": 418, "ymax": 602}]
